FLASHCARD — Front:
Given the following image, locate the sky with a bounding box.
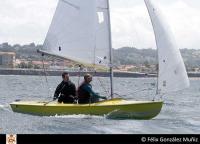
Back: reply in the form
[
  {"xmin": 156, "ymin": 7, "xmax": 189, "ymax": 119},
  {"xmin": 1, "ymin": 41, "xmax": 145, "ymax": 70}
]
[{"xmin": 0, "ymin": 0, "xmax": 200, "ymax": 49}]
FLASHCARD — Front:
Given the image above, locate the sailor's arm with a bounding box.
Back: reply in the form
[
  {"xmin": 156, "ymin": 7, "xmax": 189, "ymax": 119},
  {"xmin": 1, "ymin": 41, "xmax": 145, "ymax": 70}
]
[
  {"xmin": 68, "ymin": 83, "xmax": 78, "ymax": 100},
  {"xmin": 53, "ymin": 83, "xmax": 63, "ymax": 100},
  {"xmin": 83, "ymin": 85, "xmax": 107, "ymax": 100}
]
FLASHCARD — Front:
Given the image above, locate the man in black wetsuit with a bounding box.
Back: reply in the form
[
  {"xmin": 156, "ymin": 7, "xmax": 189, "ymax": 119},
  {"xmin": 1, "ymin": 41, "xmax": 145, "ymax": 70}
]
[{"xmin": 53, "ymin": 72, "xmax": 76, "ymax": 103}]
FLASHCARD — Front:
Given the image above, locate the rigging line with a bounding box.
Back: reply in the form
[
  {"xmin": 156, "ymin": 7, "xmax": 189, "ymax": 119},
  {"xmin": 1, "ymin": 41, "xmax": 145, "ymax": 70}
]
[
  {"xmin": 92, "ymin": 66, "xmax": 110, "ymax": 98},
  {"xmin": 97, "ymin": 74, "xmax": 110, "ymax": 96},
  {"xmin": 42, "ymin": 56, "xmax": 51, "ymax": 99}
]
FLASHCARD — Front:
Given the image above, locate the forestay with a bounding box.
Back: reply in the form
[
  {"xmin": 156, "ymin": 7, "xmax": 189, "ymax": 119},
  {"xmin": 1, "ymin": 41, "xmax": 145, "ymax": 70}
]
[
  {"xmin": 144, "ymin": 0, "xmax": 190, "ymax": 94},
  {"xmin": 43, "ymin": 0, "xmax": 110, "ymax": 67}
]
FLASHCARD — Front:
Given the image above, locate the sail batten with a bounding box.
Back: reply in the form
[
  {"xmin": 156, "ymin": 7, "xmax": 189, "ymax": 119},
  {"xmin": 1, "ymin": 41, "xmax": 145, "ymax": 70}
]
[{"xmin": 144, "ymin": 0, "xmax": 190, "ymax": 94}]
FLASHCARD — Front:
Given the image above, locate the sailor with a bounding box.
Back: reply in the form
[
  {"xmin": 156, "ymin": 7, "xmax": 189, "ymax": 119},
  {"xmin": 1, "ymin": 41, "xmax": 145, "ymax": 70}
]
[
  {"xmin": 53, "ymin": 72, "xmax": 76, "ymax": 103},
  {"xmin": 78, "ymin": 74, "xmax": 107, "ymax": 104}
]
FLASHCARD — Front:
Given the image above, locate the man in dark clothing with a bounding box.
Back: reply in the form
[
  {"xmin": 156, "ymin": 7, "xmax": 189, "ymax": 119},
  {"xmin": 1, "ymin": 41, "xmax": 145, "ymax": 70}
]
[
  {"xmin": 78, "ymin": 74, "xmax": 107, "ymax": 104},
  {"xmin": 53, "ymin": 72, "xmax": 76, "ymax": 103}
]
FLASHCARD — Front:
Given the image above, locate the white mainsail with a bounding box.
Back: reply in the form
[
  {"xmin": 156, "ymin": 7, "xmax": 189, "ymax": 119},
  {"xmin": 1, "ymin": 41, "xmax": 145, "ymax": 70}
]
[
  {"xmin": 43, "ymin": 0, "xmax": 110, "ymax": 66},
  {"xmin": 144, "ymin": 0, "xmax": 190, "ymax": 94}
]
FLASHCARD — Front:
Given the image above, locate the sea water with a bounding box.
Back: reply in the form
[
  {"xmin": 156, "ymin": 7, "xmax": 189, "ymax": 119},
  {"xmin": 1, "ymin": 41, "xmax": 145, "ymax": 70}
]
[{"xmin": 0, "ymin": 75, "xmax": 200, "ymax": 134}]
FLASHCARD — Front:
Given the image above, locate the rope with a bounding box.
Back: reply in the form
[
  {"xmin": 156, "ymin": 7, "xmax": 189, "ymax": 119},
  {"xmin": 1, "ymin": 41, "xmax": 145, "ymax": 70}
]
[
  {"xmin": 92, "ymin": 67, "xmax": 110, "ymax": 98},
  {"xmin": 42, "ymin": 56, "xmax": 51, "ymax": 99},
  {"xmin": 97, "ymin": 76, "xmax": 110, "ymax": 97}
]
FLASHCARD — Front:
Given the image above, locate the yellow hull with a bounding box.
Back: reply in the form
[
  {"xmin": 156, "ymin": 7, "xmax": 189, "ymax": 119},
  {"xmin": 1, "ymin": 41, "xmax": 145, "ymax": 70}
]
[{"xmin": 10, "ymin": 98, "xmax": 163, "ymax": 120}]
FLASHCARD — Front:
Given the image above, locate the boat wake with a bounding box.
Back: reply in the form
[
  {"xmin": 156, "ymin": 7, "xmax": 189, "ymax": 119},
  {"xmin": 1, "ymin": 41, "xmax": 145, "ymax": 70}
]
[
  {"xmin": 51, "ymin": 114, "xmax": 105, "ymax": 119},
  {"xmin": 0, "ymin": 104, "xmax": 10, "ymax": 111}
]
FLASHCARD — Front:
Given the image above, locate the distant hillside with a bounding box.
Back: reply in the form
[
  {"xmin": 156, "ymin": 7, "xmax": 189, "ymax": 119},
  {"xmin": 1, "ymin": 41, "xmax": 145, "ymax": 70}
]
[
  {"xmin": 113, "ymin": 47, "xmax": 200, "ymax": 69},
  {"xmin": 1, "ymin": 43, "xmax": 200, "ymax": 68},
  {"xmin": 113, "ymin": 47, "xmax": 156, "ymax": 66},
  {"xmin": 0, "ymin": 42, "xmax": 44, "ymax": 61}
]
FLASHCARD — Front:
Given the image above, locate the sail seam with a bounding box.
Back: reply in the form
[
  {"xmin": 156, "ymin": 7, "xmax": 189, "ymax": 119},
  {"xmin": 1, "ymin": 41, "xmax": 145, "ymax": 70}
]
[{"xmin": 61, "ymin": 0, "xmax": 80, "ymax": 10}]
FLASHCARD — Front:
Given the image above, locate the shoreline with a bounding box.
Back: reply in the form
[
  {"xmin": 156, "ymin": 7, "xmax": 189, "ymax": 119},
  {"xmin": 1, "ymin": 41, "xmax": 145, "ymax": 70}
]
[
  {"xmin": 0, "ymin": 68, "xmax": 155, "ymax": 78},
  {"xmin": 0, "ymin": 68, "xmax": 200, "ymax": 78}
]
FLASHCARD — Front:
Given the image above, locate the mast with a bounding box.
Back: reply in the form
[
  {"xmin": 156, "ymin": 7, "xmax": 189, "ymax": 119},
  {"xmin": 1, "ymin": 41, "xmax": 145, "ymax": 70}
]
[{"xmin": 107, "ymin": 0, "xmax": 114, "ymax": 99}]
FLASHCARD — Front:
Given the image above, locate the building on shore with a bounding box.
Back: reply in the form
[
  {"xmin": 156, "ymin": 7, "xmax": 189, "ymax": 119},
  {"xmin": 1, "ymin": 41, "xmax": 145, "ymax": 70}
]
[{"xmin": 0, "ymin": 52, "xmax": 16, "ymax": 68}]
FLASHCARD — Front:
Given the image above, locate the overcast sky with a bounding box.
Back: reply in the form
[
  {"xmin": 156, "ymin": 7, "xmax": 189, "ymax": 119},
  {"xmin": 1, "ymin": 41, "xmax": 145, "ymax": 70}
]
[{"xmin": 0, "ymin": 0, "xmax": 200, "ymax": 49}]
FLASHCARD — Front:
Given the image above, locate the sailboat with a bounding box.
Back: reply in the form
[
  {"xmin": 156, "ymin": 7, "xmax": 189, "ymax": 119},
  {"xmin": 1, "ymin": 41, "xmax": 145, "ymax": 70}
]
[{"xmin": 10, "ymin": 0, "xmax": 189, "ymax": 119}]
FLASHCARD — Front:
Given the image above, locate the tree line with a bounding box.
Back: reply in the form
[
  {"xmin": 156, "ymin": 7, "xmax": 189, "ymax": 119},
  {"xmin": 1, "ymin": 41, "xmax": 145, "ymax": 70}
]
[{"xmin": 1, "ymin": 42, "xmax": 200, "ymax": 70}]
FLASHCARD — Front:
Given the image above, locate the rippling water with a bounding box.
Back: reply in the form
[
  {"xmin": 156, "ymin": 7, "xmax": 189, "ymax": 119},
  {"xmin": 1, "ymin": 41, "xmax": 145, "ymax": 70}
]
[{"xmin": 0, "ymin": 75, "xmax": 200, "ymax": 134}]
